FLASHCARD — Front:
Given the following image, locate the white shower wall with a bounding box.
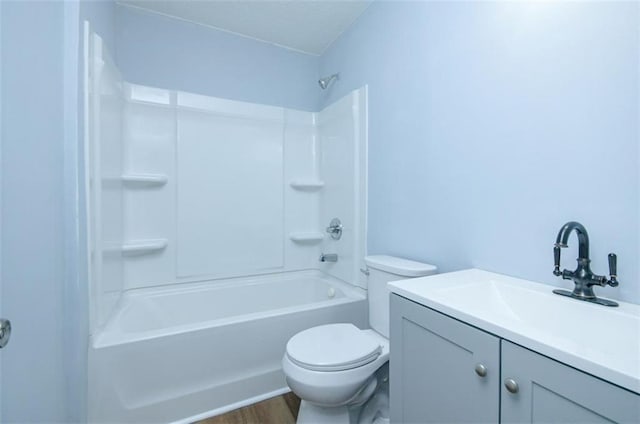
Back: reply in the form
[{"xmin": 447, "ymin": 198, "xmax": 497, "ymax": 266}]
[
  {"xmin": 86, "ymin": 33, "xmax": 367, "ymax": 333},
  {"xmin": 319, "ymin": 90, "xmax": 368, "ymax": 287},
  {"xmin": 86, "ymin": 33, "xmax": 125, "ymax": 331},
  {"xmin": 284, "ymin": 109, "xmax": 323, "ymax": 271},
  {"xmin": 122, "ymin": 85, "xmax": 175, "ymax": 288},
  {"xmin": 176, "ymin": 93, "xmax": 285, "ymax": 278}
]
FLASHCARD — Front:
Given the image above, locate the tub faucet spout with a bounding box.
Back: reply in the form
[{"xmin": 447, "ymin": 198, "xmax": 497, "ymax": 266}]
[{"xmin": 320, "ymin": 253, "xmax": 338, "ymax": 263}]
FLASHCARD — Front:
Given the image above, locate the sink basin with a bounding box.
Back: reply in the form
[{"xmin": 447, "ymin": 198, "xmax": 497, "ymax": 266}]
[{"xmin": 388, "ymin": 269, "xmax": 640, "ymax": 394}]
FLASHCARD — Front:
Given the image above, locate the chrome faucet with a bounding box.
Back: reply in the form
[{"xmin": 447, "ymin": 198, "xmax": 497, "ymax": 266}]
[
  {"xmin": 320, "ymin": 253, "xmax": 338, "ymax": 263},
  {"xmin": 552, "ymin": 221, "xmax": 619, "ymax": 307}
]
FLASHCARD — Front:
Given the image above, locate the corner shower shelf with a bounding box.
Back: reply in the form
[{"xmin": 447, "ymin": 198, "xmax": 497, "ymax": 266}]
[
  {"xmin": 122, "ymin": 239, "xmax": 168, "ymax": 256},
  {"xmin": 289, "ymin": 180, "xmax": 325, "ymax": 190},
  {"xmin": 122, "ymin": 173, "xmax": 168, "ymax": 187},
  {"xmin": 289, "ymin": 232, "xmax": 324, "ymax": 243}
]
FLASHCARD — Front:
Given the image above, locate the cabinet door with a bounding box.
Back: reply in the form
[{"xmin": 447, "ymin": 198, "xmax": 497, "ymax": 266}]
[
  {"xmin": 501, "ymin": 341, "xmax": 640, "ymax": 424},
  {"xmin": 390, "ymin": 294, "xmax": 500, "ymax": 423}
]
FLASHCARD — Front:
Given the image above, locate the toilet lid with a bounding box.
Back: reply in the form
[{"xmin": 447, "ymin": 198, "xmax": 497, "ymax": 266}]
[{"xmin": 286, "ymin": 323, "xmax": 382, "ymax": 372}]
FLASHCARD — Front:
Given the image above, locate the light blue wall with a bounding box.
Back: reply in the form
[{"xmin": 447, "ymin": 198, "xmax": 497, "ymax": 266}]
[
  {"xmin": 116, "ymin": 4, "xmax": 320, "ymax": 111},
  {"xmin": 1, "ymin": 1, "xmax": 67, "ymax": 421},
  {"xmin": 63, "ymin": 3, "xmax": 87, "ymax": 422},
  {"xmin": 321, "ymin": 1, "xmax": 639, "ymax": 304},
  {"xmin": 1, "ymin": 1, "xmax": 115, "ymax": 422}
]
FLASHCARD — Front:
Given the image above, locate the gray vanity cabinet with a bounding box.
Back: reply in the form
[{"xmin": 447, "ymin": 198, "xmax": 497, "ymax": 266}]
[
  {"xmin": 390, "ymin": 294, "xmax": 640, "ymax": 424},
  {"xmin": 389, "ymin": 294, "xmax": 500, "ymax": 424},
  {"xmin": 501, "ymin": 341, "xmax": 640, "ymax": 424}
]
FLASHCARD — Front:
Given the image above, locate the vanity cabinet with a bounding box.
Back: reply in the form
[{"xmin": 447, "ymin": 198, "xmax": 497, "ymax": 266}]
[
  {"xmin": 390, "ymin": 294, "xmax": 640, "ymax": 424},
  {"xmin": 389, "ymin": 294, "xmax": 500, "ymax": 423},
  {"xmin": 501, "ymin": 340, "xmax": 640, "ymax": 423}
]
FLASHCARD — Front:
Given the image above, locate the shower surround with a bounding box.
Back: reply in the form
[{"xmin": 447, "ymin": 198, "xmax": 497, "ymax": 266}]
[{"xmin": 86, "ymin": 31, "xmax": 368, "ymax": 422}]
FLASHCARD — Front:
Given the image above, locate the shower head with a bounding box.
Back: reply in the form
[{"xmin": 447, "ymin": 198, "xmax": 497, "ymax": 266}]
[{"xmin": 318, "ymin": 73, "xmax": 339, "ymax": 89}]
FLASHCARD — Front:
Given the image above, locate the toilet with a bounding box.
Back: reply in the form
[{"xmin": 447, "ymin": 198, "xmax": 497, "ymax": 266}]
[{"xmin": 282, "ymin": 255, "xmax": 437, "ymax": 424}]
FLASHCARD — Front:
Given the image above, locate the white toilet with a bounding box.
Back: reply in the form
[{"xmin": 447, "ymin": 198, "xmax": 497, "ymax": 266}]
[{"xmin": 282, "ymin": 255, "xmax": 437, "ymax": 424}]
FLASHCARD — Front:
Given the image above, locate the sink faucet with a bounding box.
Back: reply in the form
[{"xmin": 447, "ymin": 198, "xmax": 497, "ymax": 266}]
[
  {"xmin": 552, "ymin": 221, "xmax": 619, "ymax": 307},
  {"xmin": 320, "ymin": 253, "xmax": 338, "ymax": 263}
]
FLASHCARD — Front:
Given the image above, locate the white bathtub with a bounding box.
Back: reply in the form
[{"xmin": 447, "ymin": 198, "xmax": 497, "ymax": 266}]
[{"xmin": 89, "ymin": 271, "xmax": 367, "ymax": 423}]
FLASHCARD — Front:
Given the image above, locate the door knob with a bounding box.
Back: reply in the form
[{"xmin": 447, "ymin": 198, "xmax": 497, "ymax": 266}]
[{"xmin": 0, "ymin": 318, "xmax": 11, "ymax": 348}]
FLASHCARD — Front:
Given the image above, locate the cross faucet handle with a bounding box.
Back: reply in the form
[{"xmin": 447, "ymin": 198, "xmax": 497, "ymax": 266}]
[{"xmin": 607, "ymin": 253, "xmax": 619, "ymax": 287}]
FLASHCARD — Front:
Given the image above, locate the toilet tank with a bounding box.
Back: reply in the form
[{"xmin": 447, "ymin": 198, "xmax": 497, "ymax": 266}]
[{"xmin": 364, "ymin": 255, "xmax": 437, "ymax": 337}]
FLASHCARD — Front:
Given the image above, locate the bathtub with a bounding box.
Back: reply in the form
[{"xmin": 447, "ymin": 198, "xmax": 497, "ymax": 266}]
[{"xmin": 88, "ymin": 270, "xmax": 367, "ymax": 423}]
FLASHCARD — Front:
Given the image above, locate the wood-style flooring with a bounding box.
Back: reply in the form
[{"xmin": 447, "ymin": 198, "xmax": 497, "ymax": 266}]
[{"xmin": 198, "ymin": 393, "xmax": 301, "ymax": 424}]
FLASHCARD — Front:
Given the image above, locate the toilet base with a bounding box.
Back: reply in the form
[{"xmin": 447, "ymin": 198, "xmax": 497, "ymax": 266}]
[
  {"xmin": 296, "ymin": 396, "xmax": 388, "ymax": 424},
  {"xmin": 297, "ymin": 400, "xmax": 350, "ymax": 424},
  {"xmin": 295, "ymin": 364, "xmax": 389, "ymax": 424}
]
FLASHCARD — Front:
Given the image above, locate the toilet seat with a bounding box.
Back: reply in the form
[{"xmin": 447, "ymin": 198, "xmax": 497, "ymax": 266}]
[{"xmin": 286, "ymin": 324, "xmax": 382, "ymax": 372}]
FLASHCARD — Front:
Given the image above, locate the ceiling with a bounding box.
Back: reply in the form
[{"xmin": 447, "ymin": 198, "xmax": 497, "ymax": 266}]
[{"xmin": 118, "ymin": 0, "xmax": 372, "ymax": 55}]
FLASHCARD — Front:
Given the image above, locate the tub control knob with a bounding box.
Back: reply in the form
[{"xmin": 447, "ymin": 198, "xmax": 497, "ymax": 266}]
[
  {"xmin": 326, "ymin": 218, "xmax": 343, "ymax": 240},
  {"xmin": 327, "ymin": 287, "xmax": 336, "ymax": 298}
]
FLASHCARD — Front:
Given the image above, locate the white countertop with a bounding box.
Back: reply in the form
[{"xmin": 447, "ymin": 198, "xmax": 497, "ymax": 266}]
[{"xmin": 388, "ymin": 269, "xmax": 640, "ymax": 394}]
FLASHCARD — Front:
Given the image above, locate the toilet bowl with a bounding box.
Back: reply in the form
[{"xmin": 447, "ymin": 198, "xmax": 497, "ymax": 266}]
[
  {"xmin": 282, "ymin": 255, "xmax": 437, "ymax": 423},
  {"xmin": 283, "ymin": 324, "xmax": 389, "ymax": 407}
]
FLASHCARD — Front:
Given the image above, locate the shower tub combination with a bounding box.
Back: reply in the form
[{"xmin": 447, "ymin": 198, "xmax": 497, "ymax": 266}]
[
  {"xmin": 89, "ymin": 271, "xmax": 367, "ymax": 423},
  {"xmin": 86, "ymin": 27, "xmax": 369, "ymax": 423}
]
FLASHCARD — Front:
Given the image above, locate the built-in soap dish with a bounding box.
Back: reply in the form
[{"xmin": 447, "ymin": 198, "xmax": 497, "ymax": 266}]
[
  {"xmin": 289, "ymin": 180, "xmax": 324, "ymax": 190},
  {"xmin": 289, "ymin": 232, "xmax": 324, "ymax": 243},
  {"xmin": 122, "ymin": 173, "xmax": 168, "ymax": 187},
  {"xmin": 121, "ymin": 239, "xmax": 168, "ymax": 256}
]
